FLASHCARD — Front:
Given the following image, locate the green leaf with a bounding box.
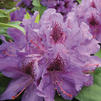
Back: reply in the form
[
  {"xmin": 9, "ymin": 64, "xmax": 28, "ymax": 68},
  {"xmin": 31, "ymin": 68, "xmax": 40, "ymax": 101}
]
[
  {"xmin": 32, "ymin": 5, "xmax": 46, "ymax": 17},
  {"xmin": 76, "ymin": 67, "xmax": 101, "ymax": 101},
  {"xmin": 0, "ymin": 7, "xmax": 17, "ymax": 15},
  {"xmin": 55, "ymin": 94, "xmax": 70, "ymax": 101},
  {"xmin": 0, "ymin": 73, "xmax": 11, "ymax": 94},
  {"xmin": 8, "ymin": 21, "xmax": 22, "ymax": 25},
  {"xmin": 0, "ymin": 9, "xmax": 7, "ymax": 15},
  {"xmin": 32, "ymin": 0, "xmax": 46, "ymax": 17},
  {"xmin": 95, "ymin": 49, "xmax": 101, "ymax": 58},
  {"xmin": 0, "ymin": 22, "xmax": 25, "ymax": 34},
  {"xmin": 5, "ymin": 7, "xmax": 18, "ymax": 15},
  {"xmin": 0, "ymin": 10, "xmax": 9, "ymax": 22},
  {"xmin": 0, "ymin": 0, "xmax": 17, "ymax": 9},
  {"xmin": 35, "ymin": 13, "xmax": 40, "ymax": 23},
  {"xmin": 0, "ymin": 7, "xmax": 18, "ymax": 23},
  {"xmin": 0, "ymin": 17, "xmax": 9, "ymax": 23},
  {"xmin": 0, "ymin": 14, "xmax": 8, "ymax": 18},
  {"xmin": 0, "ymin": 27, "xmax": 7, "ymax": 34},
  {"xmin": 24, "ymin": 12, "xmax": 31, "ymax": 19},
  {"xmin": 0, "ymin": 74, "xmax": 22, "ymax": 101},
  {"xmin": 32, "ymin": 0, "xmax": 41, "ymax": 7},
  {"xmin": 76, "ymin": 0, "xmax": 81, "ymax": 4}
]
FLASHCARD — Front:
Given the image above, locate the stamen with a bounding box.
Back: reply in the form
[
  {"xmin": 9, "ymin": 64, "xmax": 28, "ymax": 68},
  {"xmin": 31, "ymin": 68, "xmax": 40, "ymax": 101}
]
[
  {"xmin": 85, "ymin": 64, "xmax": 99, "ymax": 67},
  {"xmin": 30, "ymin": 40, "xmax": 41, "ymax": 49},
  {"xmin": 30, "ymin": 40, "xmax": 45, "ymax": 51},
  {"xmin": 83, "ymin": 70, "xmax": 95, "ymax": 74},
  {"xmin": 47, "ymin": 55, "xmax": 64, "ymax": 72},
  {"xmin": 55, "ymin": 81, "xmax": 72, "ymax": 98},
  {"xmin": 8, "ymin": 40, "xmax": 13, "ymax": 42},
  {"xmin": 12, "ymin": 87, "xmax": 26, "ymax": 100},
  {"xmin": 2, "ymin": 51, "xmax": 16, "ymax": 57},
  {"xmin": 92, "ymin": 35, "xmax": 96, "ymax": 39},
  {"xmin": 12, "ymin": 79, "xmax": 33, "ymax": 100}
]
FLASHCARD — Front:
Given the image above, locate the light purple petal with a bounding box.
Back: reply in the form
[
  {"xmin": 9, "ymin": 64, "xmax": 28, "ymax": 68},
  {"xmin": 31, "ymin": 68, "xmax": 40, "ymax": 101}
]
[
  {"xmin": 38, "ymin": 75, "xmax": 55, "ymax": 101},
  {"xmin": 0, "ymin": 76, "xmax": 30, "ymax": 100},
  {"xmin": 22, "ymin": 85, "xmax": 43, "ymax": 101},
  {"xmin": 10, "ymin": 8, "xmax": 26, "ymax": 21},
  {"xmin": 7, "ymin": 28, "xmax": 26, "ymax": 49}
]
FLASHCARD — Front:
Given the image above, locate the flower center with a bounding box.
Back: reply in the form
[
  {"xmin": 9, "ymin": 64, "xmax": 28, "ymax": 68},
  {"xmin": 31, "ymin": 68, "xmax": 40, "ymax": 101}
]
[
  {"xmin": 91, "ymin": 1, "xmax": 96, "ymax": 8},
  {"xmin": 89, "ymin": 16, "xmax": 99, "ymax": 26},
  {"xmin": 51, "ymin": 23, "xmax": 64, "ymax": 43},
  {"xmin": 55, "ymin": 3, "xmax": 61, "ymax": 10},
  {"xmin": 47, "ymin": 56, "xmax": 64, "ymax": 72},
  {"xmin": 22, "ymin": 61, "xmax": 34, "ymax": 77},
  {"xmin": 64, "ymin": 1, "xmax": 69, "ymax": 8}
]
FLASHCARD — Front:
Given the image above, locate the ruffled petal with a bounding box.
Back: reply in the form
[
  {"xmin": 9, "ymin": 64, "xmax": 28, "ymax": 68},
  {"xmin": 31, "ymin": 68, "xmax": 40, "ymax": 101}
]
[
  {"xmin": 22, "ymin": 85, "xmax": 43, "ymax": 101},
  {"xmin": 1, "ymin": 67, "xmax": 28, "ymax": 79},
  {"xmin": 7, "ymin": 28, "xmax": 26, "ymax": 49},
  {"xmin": 38, "ymin": 75, "xmax": 55, "ymax": 101},
  {"xmin": 0, "ymin": 57, "xmax": 18, "ymax": 71}
]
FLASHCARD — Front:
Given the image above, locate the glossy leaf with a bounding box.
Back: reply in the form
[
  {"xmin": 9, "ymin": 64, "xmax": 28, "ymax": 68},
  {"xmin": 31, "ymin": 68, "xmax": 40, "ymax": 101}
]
[{"xmin": 76, "ymin": 67, "xmax": 101, "ymax": 101}]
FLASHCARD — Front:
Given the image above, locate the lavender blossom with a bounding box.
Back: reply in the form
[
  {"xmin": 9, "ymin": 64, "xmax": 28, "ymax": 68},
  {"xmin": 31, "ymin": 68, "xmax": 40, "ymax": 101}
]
[
  {"xmin": 10, "ymin": 8, "xmax": 26, "ymax": 21},
  {"xmin": 0, "ymin": 28, "xmax": 43, "ymax": 101},
  {"xmin": 0, "ymin": 8, "xmax": 101, "ymax": 101},
  {"xmin": 40, "ymin": 0, "xmax": 77, "ymax": 19},
  {"xmin": 73, "ymin": 0, "xmax": 101, "ymax": 42},
  {"xmin": 23, "ymin": 9, "xmax": 101, "ymax": 100},
  {"xmin": 17, "ymin": 0, "xmax": 32, "ymax": 7},
  {"xmin": 16, "ymin": 0, "xmax": 33, "ymax": 12}
]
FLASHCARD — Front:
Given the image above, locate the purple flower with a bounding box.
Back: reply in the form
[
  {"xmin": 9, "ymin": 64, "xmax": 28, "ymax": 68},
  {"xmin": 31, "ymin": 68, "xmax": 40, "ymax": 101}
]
[
  {"xmin": 23, "ymin": 9, "xmax": 101, "ymax": 100},
  {"xmin": 17, "ymin": 0, "xmax": 32, "ymax": 7},
  {"xmin": 40, "ymin": 0, "xmax": 77, "ymax": 19},
  {"xmin": 16, "ymin": 0, "xmax": 33, "ymax": 11},
  {"xmin": 73, "ymin": 0, "xmax": 101, "ymax": 42},
  {"xmin": 0, "ymin": 28, "xmax": 43, "ymax": 101},
  {"xmin": 10, "ymin": 8, "xmax": 26, "ymax": 21},
  {"xmin": 0, "ymin": 8, "xmax": 101, "ymax": 101}
]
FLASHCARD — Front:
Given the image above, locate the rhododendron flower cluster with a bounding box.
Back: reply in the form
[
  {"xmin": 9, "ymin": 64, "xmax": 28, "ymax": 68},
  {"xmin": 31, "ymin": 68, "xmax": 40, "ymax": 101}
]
[
  {"xmin": 73, "ymin": 0, "xmax": 101, "ymax": 42},
  {"xmin": 16, "ymin": 0, "xmax": 33, "ymax": 9},
  {"xmin": 0, "ymin": 0, "xmax": 101, "ymax": 101},
  {"xmin": 41, "ymin": 0, "xmax": 77, "ymax": 19}
]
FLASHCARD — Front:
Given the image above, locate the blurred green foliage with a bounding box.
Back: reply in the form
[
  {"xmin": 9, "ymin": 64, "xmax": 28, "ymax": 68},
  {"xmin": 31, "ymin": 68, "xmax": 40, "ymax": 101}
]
[
  {"xmin": 0, "ymin": 0, "xmax": 17, "ymax": 9},
  {"xmin": 32, "ymin": 0, "xmax": 46, "ymax": 17},
  {"xmin": 0, "ymin": 73, "xmax": 11, "ymax": 95},
  {"xmin": 76, "ymin": 0, "xmax": 81, "ymax": 4},
  {"xmin": 95, "ymin": 48, "xmax": 101, "ymax": 58},
  {"xmin": 0, "ymin": 8, "xmax": 25, "ymax": 40},
  {"xmin": 0, "ymin": 8, "xmax": 17, "ymax": 23},
  {"xmin": 55, "ymin": 94, "xmax": 70, "ymax": 101}
]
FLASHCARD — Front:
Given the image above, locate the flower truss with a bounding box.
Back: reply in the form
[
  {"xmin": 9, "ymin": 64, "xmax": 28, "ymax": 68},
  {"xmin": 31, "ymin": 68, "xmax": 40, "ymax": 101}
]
[{"xmin": 0, "ymin": 8, "xmax": 101, "ymax": 101}]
